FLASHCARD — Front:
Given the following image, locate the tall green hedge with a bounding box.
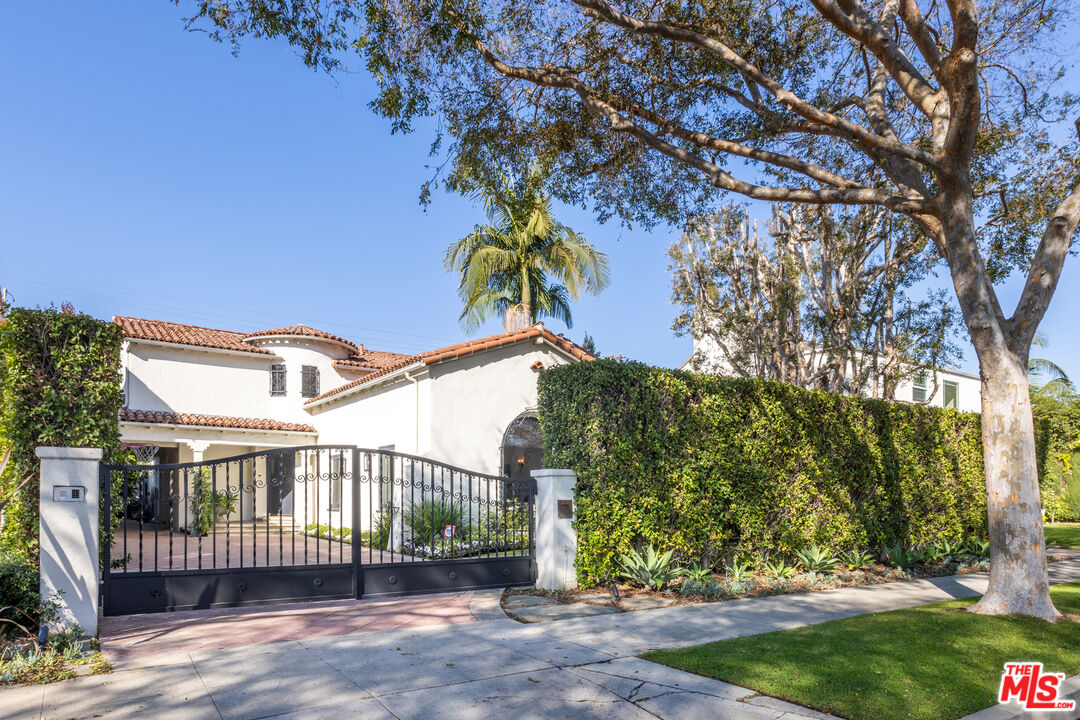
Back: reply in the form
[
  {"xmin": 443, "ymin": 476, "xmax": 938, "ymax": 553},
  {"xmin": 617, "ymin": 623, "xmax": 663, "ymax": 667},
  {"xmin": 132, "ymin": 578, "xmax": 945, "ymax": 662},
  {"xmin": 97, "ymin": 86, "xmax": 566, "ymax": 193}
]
[
  {"xmin": 538, "ymin": 361, "xmax": 987, "ymax": 586},
  {"xmin": 1033, "ymin": 396, "xmax": 1080, "ymax": 521},
  {"xmin": 0, "ymin": 307, "xmax": 125, "ymax": 563}
]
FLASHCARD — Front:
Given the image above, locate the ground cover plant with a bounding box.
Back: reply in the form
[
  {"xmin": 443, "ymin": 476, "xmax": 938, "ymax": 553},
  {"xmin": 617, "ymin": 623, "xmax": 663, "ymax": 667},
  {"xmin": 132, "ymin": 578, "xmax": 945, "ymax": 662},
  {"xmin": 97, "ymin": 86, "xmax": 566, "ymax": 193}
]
[
  {"xmin": 1046, "ymin": 523, "xmax": 1080, "ymax": 550},
  {"xmin": 0, "ymin": 627, "xmax": 110, "ymax": 686},
  {"xmin": 643, "ymin": 582, "xmax": 1080, "ymax": 720}
]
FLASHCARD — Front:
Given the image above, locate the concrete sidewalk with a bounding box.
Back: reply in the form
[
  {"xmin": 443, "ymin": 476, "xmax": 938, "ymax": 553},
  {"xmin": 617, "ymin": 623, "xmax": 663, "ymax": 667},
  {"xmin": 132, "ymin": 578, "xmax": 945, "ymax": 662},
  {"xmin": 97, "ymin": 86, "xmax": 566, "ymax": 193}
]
[{"xmin": 4, "ymin": 560, "xmax": 1079, "ymax": 720}]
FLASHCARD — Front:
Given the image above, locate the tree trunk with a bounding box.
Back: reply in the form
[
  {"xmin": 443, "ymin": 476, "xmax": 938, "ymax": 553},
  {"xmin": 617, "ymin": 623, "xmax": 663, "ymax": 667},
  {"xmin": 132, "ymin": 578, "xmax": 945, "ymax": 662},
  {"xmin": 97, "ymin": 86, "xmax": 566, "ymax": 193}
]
[{"xmin": 970, "ymin": 346, "xmax": 1060, "ymax": 621}]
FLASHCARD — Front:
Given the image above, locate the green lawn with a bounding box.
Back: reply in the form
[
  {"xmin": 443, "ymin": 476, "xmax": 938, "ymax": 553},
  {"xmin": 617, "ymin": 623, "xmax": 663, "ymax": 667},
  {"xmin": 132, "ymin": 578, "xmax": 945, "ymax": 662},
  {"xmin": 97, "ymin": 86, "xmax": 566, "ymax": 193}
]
[
  {"xmin": 642, "ymin": 582, "xmax": 1080, "ymax": 720},
  {"xmin": 1046, "ymin": 522, "xmax": 1080, "ymax": 549}
]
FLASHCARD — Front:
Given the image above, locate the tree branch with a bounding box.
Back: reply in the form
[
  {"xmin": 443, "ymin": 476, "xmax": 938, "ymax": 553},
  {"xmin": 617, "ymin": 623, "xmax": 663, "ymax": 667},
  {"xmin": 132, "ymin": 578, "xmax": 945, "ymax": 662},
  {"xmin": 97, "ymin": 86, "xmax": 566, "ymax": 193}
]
[
  {"xmin": 1006, "ymin": 177, "xmax": 1080, "ymax": 351},
  {"xmin": 571, "ymin": 0, "xmax": 941, "ymax": 170}
]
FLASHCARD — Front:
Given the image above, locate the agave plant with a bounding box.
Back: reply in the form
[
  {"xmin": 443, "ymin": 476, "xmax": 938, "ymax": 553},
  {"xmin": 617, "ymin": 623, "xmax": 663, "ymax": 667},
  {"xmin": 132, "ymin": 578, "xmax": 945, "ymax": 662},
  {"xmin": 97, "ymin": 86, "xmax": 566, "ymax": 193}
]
[
  {"xmin": 793, "ymin": 545, "xmax": 838, "ymax": 574},
  {"xmin": 882, "ymin": 542, "xmax": 918, "ymax": 569},
  {"xmin": 763, "ymin": 559, "xmax": 796, "ymax": 580},
  {"xmin": 910, "ymin": 544, "xmax": 936, "ymax": 565},
  {"xmin": 618, "ymin": 544, "xmax": 679, "ymax": 590},
  {"xmin": 966, "ymin": 539, "xmax": 990, "ymax": 560},
  {"xmin": 839, "ymin": 549, "xmax": 875, "ymax": 570},
  {"xmin": 723, "ymin": 560, "xmax": 753, "ymax": 583},
  {"xmin": 930, "ymin": 539, "xmax": 964, "ymax": 564},
  {"xmin": 677, "ymin": 560, "xmax": 714, "ymax": 583}
]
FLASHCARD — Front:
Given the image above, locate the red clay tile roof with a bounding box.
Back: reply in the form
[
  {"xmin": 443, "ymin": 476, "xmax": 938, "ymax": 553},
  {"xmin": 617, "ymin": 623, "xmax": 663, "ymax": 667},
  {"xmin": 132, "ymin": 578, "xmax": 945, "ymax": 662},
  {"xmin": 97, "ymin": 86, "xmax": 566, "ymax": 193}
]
[
  {"xmin": 306, "ymin": 325, "xmax": 593, "ymax": 405},
  {"xmin": 121, "ymin": 408, "xmax": 317, "ymax": 434},
  {"xmin": 334, "ymin": 349, "xmax": 416, "ymax": 371},
  {"xmin": 116, "ymin": 317, "xmax": 273, "ymax": 355},
  {"xmin": 309, "ymin": 355, "xmax": 423, "ymax": 404},
  {"xmin": 420, "ymin": 326, "xmax": 594, "ymax": 364},
  {"xmin": 243, "ymin": 324, "xmax": 359, "ymax": 352}
]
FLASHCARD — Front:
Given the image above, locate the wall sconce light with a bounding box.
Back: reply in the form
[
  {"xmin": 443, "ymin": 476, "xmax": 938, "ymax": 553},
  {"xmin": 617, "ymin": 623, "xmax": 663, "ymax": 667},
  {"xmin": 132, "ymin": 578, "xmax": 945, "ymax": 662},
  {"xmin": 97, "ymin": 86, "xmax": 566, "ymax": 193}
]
[{"xmin": 517, "ymin": 457, "xmax": 525, "ymax": 467}]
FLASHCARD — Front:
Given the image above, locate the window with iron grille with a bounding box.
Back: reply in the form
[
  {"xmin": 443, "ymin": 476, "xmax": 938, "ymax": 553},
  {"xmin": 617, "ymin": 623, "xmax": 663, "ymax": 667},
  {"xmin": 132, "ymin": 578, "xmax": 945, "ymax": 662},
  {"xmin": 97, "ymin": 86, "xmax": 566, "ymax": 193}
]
[
  {"xmin": 301, "ymin": 365, "xmax": 320, "ymax": 398},
  {"xmin": 912, "ymin": 373, "xmax": 928, "ymax": 403},
  {"xmin": 270, "ymin": 364, "xmax": 287, "ymax": 396}
]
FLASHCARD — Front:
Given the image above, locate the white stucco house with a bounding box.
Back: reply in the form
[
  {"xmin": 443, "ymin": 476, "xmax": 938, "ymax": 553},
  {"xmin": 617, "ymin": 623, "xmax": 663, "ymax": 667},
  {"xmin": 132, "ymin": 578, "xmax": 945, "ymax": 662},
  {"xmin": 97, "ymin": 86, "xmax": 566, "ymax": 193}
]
[
  {"xmin": 117, "ymin": 316, "xmax": 592, "ymax": 473},
  {"xmin": 682, "ymin": 333, "xmax": 982, "ymax": 413}
]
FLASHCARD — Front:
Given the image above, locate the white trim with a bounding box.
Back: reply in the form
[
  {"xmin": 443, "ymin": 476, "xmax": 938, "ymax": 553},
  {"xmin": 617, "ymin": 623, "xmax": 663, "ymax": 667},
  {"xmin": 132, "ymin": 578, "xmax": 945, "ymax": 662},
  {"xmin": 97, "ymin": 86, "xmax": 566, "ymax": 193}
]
[
  {"xmin": 119, "ymin": 420, "xmax": 317, "ymax": 438},
  {"xmin": 125, "ymin": 337, "xmax": 278, "ymax": 360},
  {"xmin": 35, "ymin": 447, "xmax": 103, "ymax": 461},
  {"xmin": 244, "ymin": 334, "xmax": 357, "ymax": 355}
]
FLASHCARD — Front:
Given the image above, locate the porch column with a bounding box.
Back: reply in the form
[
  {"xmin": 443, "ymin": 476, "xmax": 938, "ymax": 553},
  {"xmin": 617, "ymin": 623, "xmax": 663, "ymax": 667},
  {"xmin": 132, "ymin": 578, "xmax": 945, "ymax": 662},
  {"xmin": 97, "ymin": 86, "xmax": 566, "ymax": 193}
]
[
  {"xmin": 180, "ymin": 439, "xmax": 211, "ymax": 462},
  {"xmin": 531, "ymin": 468, "xmax": 577, "ymax": 590},
  {"xmin": 36, "ymin": 446, "xmax": 102, "ymax": 636}
]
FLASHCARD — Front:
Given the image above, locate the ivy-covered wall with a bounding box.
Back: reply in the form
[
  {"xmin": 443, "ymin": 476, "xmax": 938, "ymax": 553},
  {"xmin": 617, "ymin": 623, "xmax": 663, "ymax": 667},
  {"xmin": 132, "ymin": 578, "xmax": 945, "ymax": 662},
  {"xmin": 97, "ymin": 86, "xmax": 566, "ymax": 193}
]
[
  {"xmin": 0, "ymin": 307, "xmax": 125, "ymax": 563},
  {"xmin": 1033, "ymin": 396, "xmax": 1080, "ymax": 522},
  {"xmin": 538, "ymin": 361, "xmax": 987, "ymax": 586}
]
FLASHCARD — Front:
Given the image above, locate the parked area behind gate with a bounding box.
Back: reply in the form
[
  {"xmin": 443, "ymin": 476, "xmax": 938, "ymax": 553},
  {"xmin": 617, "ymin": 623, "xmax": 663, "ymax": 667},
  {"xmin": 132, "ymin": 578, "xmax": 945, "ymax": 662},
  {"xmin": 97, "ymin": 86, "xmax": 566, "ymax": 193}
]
[{"xmin": 101, "ymin": 446, "xmax": 536, "ymax": 615}]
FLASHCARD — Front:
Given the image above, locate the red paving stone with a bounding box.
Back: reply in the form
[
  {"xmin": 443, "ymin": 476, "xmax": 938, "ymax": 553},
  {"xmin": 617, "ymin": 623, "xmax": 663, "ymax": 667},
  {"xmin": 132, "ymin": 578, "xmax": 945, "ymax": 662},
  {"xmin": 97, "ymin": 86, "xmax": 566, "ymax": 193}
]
[{"xmin": 100, "ymin": 592, "xmax": 477, "ymax": 663}]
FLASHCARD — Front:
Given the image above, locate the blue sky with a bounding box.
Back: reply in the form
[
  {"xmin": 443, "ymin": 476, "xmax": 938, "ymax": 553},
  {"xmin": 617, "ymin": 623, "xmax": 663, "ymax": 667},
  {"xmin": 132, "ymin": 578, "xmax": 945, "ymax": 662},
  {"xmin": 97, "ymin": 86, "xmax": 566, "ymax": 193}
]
[{"xmin": 1, "ymin": 1, "xmax": 1077, "ymax": 378}]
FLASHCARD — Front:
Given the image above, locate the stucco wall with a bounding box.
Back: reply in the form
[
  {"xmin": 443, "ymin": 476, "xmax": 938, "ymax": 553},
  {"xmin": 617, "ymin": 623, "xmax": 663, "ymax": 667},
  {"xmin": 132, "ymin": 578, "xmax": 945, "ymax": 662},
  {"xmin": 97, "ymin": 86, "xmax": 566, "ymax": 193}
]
[
  {"xmin": 124, "ymin": 339, "xmax": 358, "ymax": 425},
  {"xmin": 427, "ymin": 344, "xmax": 575, "ymax": 475},
  {"xmin": 310, "ymin": 369, "xmax": 431, "ymax": 453}
]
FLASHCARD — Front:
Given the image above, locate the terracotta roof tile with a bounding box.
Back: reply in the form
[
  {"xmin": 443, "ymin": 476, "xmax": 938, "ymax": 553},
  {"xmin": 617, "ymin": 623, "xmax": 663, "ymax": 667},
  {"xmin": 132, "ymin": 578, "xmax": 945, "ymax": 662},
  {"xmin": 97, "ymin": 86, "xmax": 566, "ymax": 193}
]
[
  {"xmin": 334, "ymin": 349, "xmax": 416, "ymax": 371},
  {"xmin": 243, "ymin": 324, "xmax": 359, "ymax": 352},
  {"xmin": 420, "ymin": 325, "xmax": 595, "ymax": 364},
  {"xmin": 116, "ymin": 317, "xmax": 273, "ymax": 355},
  {"xmin": 306, "ymin": 325, "xmax": 593, "ymax": 406},
  {"xmin": 121, "ymin": 408, "xmax": 316, "ymax": 434}
]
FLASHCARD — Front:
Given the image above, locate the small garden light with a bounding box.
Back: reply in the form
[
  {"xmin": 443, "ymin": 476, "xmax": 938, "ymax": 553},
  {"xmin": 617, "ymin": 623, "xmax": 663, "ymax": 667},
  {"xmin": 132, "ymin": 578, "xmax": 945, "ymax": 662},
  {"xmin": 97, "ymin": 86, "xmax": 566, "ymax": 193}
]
[{"xmin": 610, "ymin": 583, "xmax": 620, "ymax": 599}]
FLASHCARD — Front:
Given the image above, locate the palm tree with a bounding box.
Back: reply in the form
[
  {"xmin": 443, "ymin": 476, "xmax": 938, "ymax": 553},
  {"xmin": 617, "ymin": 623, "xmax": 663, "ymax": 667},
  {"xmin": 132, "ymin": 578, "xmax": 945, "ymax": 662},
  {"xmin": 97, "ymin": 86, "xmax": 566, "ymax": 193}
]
[
  {"xmin": 1029, "ymin": 334, "xmax": 1075, "ymax": 400},
  {"xmin": 444, "ymin": 171, "xmax": 610, "ymax": 332}
]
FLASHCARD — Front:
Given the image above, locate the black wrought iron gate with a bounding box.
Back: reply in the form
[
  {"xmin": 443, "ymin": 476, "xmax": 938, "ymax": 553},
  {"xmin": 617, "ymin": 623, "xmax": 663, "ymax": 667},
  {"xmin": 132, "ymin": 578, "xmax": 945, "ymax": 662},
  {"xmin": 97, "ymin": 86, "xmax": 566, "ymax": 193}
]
[{"xmin": 101, "ymin": 446, "xmax": 536, "ymax": 615}]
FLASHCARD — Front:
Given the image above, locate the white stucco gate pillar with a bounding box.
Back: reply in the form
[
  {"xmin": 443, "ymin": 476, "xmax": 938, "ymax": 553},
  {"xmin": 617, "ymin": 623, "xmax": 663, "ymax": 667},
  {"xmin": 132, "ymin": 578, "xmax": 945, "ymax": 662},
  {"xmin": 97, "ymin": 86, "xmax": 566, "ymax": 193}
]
[
  {"xmin": 37, "ymin": 446, "xmax": 102, "ymax": 636},
  {"xmin": 531, "ymin": 468, "xmax": 577, "ymax": 590}
]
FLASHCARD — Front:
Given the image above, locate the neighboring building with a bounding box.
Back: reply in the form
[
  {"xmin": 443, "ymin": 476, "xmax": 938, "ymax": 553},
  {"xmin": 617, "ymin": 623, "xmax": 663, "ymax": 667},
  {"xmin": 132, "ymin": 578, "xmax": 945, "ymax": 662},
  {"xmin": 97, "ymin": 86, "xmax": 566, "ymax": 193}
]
[
  {"xmin": 117, "ymin": 316, "xmax": 592, "ymax": 473},
  {"xmin": 682, "ymin": 334, "xmax": 982, "ymax": 413}
]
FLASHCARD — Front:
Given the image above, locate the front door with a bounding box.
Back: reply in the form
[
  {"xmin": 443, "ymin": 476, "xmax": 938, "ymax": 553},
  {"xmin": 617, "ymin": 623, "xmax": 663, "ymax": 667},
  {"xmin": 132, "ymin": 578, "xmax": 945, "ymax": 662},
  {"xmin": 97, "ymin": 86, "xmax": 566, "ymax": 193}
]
[{"xmin": 266, "ymin": 452, "xmax": 294, "ymax": 515}]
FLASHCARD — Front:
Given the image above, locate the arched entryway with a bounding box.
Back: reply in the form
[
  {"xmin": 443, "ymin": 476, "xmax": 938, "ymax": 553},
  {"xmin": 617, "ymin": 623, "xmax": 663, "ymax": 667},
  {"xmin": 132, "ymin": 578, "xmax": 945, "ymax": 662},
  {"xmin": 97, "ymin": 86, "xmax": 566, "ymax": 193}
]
[{"xmin": 501, "ymin": 413, "xmax": 543, "ymax": 480}]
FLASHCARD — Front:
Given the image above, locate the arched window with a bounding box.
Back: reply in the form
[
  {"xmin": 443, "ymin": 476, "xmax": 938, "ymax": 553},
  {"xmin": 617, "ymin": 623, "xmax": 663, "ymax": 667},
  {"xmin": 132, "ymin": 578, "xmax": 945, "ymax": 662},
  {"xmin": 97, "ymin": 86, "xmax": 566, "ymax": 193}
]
[{"xmin": 501, "ymin": 414, "xmax": 543, "ymax": 480}]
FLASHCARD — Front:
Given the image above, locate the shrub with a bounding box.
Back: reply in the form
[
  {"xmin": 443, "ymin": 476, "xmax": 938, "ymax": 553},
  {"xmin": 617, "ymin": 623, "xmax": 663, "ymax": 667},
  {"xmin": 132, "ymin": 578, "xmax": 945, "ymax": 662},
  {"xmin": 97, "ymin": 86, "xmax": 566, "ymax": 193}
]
[
  {"xmin": 1033, "ymin": 396, "xmax": 1080, "ymax": 521},
  {"xmin": 305, "ymin": 524, "xmax": 352, "ymax": 543},
  {"xmin": 403, "ymin": 498, "xmax": 464, "ymax": 546},
  {"xmin": 0, "ymin": 551, "xmax": 44, "ymax": 638},
  {"xmin": 618, "ymin": 544, "xmax": 679, "ymax": 590},
  {"xmin": 538, "ymin": 360, "xmax": 987, "ymax": 586},
  {"xmin": 363, "ymin": 507, "xmax": 393, "ymax": 549},
  {"xmin": 0, "ymin": 307, "xmax": 125, "ymax": 564},
  {"xmin": 794, "ymin": 545, "xmax": 838, "ymax": 574},
  {"xmin": 189, "ymin": 469, "xmax": 237, "ymax": 537}
]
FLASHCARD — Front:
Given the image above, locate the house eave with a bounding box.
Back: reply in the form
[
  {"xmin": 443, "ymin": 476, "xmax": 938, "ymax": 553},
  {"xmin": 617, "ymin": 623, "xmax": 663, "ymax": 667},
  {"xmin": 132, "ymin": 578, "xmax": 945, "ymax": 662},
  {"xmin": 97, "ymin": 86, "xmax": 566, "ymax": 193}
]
[
  {"xmin": 125, "ymin": 337, "xmax": 278, "ymax": 360},
  {"xmin": 119, "ymin": 420, "xmax": 317, "ymax": 438}
]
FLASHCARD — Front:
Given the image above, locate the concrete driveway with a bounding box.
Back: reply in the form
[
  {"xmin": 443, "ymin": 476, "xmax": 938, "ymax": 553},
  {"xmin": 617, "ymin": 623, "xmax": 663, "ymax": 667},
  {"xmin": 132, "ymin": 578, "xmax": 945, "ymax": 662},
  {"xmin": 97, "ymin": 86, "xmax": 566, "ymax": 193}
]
[{"xmin": 4, "ymin": 560, "xmax": 1079, "ymax": 720}]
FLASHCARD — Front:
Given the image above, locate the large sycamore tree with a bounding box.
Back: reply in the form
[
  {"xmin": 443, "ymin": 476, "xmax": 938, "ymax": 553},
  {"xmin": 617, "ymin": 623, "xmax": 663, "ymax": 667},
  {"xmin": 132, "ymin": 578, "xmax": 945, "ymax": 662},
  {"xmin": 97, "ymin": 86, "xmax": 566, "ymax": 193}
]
[{"xmin": 176, "ymin": 0, "xmax": 1080, "ymax": 620}]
